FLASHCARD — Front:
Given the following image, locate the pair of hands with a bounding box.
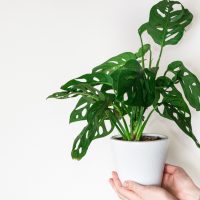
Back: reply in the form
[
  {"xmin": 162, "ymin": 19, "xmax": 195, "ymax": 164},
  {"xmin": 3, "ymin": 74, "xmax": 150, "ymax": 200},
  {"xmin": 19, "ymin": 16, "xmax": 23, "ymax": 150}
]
[{"xmin": 109, "ymin": 164, "xmax": 200, "ymax": 200}]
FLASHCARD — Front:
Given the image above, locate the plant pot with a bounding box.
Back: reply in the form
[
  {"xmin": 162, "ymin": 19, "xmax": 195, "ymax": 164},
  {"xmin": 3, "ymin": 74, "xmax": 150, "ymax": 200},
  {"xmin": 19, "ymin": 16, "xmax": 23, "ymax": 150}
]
[{"xmin": 110, "ymin": 133, "xmax": 169, "ymax": 186}]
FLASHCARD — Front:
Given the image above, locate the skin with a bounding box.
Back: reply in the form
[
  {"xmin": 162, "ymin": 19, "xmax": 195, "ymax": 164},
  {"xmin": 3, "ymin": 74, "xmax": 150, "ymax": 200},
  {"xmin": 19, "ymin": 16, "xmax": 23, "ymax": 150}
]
[
  {"xmin": 162, "ymin": 164, "xmax": 200, "ymax": 200},
  {"xmin": 109, "ymin": 164, "xmax": 200, "ymax": 200}
]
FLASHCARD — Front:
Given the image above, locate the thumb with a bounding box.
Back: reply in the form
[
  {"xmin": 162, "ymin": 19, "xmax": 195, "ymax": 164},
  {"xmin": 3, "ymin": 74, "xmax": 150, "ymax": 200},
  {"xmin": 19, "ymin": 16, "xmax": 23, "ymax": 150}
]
[{"xmin": 123, "ymin": 181, "xmax": 145, "ymax": 195}]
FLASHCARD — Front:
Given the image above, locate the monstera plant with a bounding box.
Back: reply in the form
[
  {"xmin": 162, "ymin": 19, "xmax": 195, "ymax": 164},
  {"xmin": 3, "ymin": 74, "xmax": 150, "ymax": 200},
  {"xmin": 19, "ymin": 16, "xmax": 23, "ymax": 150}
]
[{"xmin": 48, "ymin": 0, "xmax": 200, "ymax": 160}]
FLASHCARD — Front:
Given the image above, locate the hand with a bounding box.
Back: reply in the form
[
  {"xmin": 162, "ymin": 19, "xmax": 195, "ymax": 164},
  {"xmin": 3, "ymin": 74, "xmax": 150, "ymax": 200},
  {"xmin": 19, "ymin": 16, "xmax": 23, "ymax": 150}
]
[
  {"xmin": 162, "ymin": 164, "xmax": 200, "ymax": 200},
  {"xmin": 109, "ymin": 171, "xmax": 177, "ymax": 200}
]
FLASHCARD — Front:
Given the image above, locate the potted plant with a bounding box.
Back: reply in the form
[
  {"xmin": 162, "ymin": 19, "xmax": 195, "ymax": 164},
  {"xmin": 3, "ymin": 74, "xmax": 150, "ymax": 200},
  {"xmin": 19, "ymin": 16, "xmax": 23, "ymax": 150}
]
[{"xmin": 48, "ymin": 0, "xmax": 200, "ymax": 185}]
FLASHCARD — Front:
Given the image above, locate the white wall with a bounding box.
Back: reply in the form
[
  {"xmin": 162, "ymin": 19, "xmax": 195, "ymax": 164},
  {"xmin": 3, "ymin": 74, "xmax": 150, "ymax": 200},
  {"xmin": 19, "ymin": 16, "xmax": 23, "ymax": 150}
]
[{"xmin": 0, "ymin": 0, "xmax": 200, "ymax": 200}]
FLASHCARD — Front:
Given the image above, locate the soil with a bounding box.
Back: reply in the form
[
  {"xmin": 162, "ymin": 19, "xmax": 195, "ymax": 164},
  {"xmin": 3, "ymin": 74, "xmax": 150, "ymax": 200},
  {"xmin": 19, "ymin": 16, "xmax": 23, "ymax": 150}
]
[
  {"xmin": 140, "ymin": 136, "xmax": 161, "ymax": 141},
  {"xmin": 116, "ymin": 135, "xmax": 162, "ymax": 141}
]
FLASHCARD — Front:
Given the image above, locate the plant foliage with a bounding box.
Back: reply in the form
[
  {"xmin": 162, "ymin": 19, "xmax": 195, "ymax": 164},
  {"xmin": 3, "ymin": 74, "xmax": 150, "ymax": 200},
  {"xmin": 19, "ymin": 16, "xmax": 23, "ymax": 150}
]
[{"xmin": 48, "ymin": 0, "xmax": 200, "ymax": 160}]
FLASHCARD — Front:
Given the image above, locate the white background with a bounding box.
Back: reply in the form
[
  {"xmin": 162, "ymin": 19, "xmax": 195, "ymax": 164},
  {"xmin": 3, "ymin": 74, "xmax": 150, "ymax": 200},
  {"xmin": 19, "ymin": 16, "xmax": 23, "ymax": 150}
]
[{"xmin": 0, "ymin": 0, "xmax": 200, "ymax": 199}]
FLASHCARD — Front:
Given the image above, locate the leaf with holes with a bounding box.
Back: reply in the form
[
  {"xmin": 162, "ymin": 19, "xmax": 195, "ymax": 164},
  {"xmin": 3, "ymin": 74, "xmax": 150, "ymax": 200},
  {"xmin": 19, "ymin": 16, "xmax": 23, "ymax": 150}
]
[
  {"xmin": 165, "ymin": 61, "xmax": 200, "ymax": 111},
  {"xmin": 155, "ymin": 79, "xmax": 200, "ymax": 147},
  {"xmin": 61, "ymin": 73, "xmax": 113, "ymax": 90},
  {"xmin": 70, "ymin": 97, "xmax": 94, "ymax": 123},
  {"xmin": 139, "ymin": 0, "xmax": 193, "ymax": 46},
  {"xmin": 92, "ymin": 45, "xmax": 150, "ymax": 74},
  {"xmin": 47, "ymin": 91, "xmax": 71, "ymax": 99},
  {"xmin": 71, "ymin": 100, "xmax": 114, "ymax": 160},
  {"xmin": 48, "ymin": 84, "xmax": 105, "ymax": 102},
  {"xmin": 112, "ymin": 60, "xmax": 156, "ymax": 107}
]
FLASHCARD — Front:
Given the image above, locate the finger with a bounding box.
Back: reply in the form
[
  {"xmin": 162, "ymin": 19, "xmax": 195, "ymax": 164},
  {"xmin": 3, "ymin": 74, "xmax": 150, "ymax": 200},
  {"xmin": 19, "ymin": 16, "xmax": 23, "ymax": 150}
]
[
  {"xmin": 109, "ymin": 178, "xmax": 129, "ymax": 200},
  {"xmin": 112, "ymin": 171, "xmax": 122, "ymax": 188},
  {"xmin": 117, "ymin": 187, "xmax": 141, "ymax": 200},
  {"xmin": 164, "ymin": 164, "xmax": 179, "ymax": 174},
  {"xmin": 118, "ymin": 194, "xmax": 129, "ymax": 200},
  {"xmin": 162, "ymin": 173, "xmax": 170, "ymax": 188},
  {"xmin": 109, "ymin": 178, "xmax": 117, "ymax": 192},
  {"xmin": 123, "ymin": 180, "xmax": 145, "ymax": 196}
]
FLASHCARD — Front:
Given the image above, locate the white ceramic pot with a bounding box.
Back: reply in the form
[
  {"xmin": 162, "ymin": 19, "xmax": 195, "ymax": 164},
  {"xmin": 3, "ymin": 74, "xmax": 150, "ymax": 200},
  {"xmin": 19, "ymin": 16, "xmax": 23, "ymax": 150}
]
[{"xmin": 110, "ymin": 133, "xmax": 169, "ymax": 186}]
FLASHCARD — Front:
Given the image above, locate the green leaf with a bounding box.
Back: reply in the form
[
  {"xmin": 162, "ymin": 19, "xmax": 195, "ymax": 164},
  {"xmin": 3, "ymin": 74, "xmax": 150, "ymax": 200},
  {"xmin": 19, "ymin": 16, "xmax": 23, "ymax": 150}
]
[
  {"xmin": 112, "ymin": 60, "xmax": 156, "ymax": 107},
  {"xmin": 70, "ymin": 97, "xmax": 94, "ymax": 123},
  {"xmin": 61, "ymin": 73, "xmax": 113, "ymax": 90},
  {"xmin": 140, "ymin": 0, "xmax": 193, "ymax": 46},
  {"xmin": 92, "ymin": 52, "xmax": 136, "ymax": 74},
  {"xmin": 47, "ymin": 91, "xmax": 71, "ymax": 99},
  {"xmin": 71, "ymin": 100, "xmax": 114, "ymax": 160},
  {"xmin": 155, "ymin": 78, "xmax": 200, "ymax": 148},
  {"xmin": 165, "ymin": 61, "xmax": 200, "ymax": 111},
  {"xmin": 92, "ymin": 46, "xmax": 150, "ymax": 74},
  {"xmin": 48, "ymin": 84, "xmax": 105, "ymax": 101},
  {"xmin": 135, "ymin": 44, "xmax": 151, "ymax": 58},
  {"xmin": 48, "ymin": 73, "xmax": 112, "ymax": 101}
]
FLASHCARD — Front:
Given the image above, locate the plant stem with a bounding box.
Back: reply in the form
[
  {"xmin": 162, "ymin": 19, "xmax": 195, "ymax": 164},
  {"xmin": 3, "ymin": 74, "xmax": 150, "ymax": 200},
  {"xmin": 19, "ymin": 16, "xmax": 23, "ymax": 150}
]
[
  {"xmin": 130, "ymin": 107, "xmax": 135, "ymax": 139},
  {"xmin": 121, "ymin": 102, "xmax": 131, "ymax": 118},
  {"xmin": 121, "ymin": 116, "xmax": 131, "ymax": 140},
  {"xmin": 136, "ymin": 106, "xmax": 157, "ymax": 140},
  {"xmin": 149, "ymin": 48, "xmax": 152, "ymax": 68},
  {"xmin": 156, "ymin": 45, "xmax": 164, "ymax": 68},
  {"xmin": 109, "ymin": 111, "xmax": 126, "ymax": 140},
  {"xmin": 134, "ymin": 107, "xmax": 144, "ymax": 140},
  {"xmin": 139, "ymin": 35, "xmax": 145, "ymax": 68}
]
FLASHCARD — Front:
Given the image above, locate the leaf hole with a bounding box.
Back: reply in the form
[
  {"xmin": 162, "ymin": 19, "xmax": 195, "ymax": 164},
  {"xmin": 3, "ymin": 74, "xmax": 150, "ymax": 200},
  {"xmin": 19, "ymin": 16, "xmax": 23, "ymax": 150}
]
[
  {"xmin": 79, "ymin": 147, "xmax": 82, "ymax": 154},
  {"xmin": 173, "ymin": 67, "xmax": 180, "ymax": 72},
  {"xmin": 185, "ymin": 113, "xmax": 190, "ymax": 118},
  {"xmin": 186, "ymin": 126, "xmax": 190, "ymax": 132},
  {"xmin": 75, "ymin": 78, "xmax": 87, "ymax": 83},
  {"xmin": 93, "ymin": 77, "xmax": 100, "ymax": 82},
  {"xmin": 183, "ymin": 72, "xmax": 189, "ymax": 76},
  {"xmin": 158, "ymin": 95, "xmax": 164, "ymax": 104},
  {"xmin": 105, "ymin": 120, "xmax": 112, "ymax": 132},
  {"xmin": 105, "ymin": 89, "xmax": 114, "ymax": 94},
  {"xmin": 95, "ymin": 132, "xmax": 98, "ymax": 137},
  {"xmin": 172, "ymin": 3, "xmax": 182, "ymax": 11},
  {"xmin": 157, "ymin": 9, "xmax": 166, "ymax": 18},
  {"xmin": 110, "ymin": 61, "xmax": 118, "ymax": 64},
  {"xmin": 158, "ymin": 105, "xmax": 164, "ymax": 114},
  {"xmin": 76, "ymin": 102, "xmax": 87, "ymax": 110},
  {"xmin": 180, "ymin": 20, "xmax": 187, "ymax": 25},
  {"xmin": 75, "ymin": 140, "xmax": 81, "ymax": 150},
  {"xmin": 166, "ymin": 32, "xmax": 179, "ymax": 42},
  {"xmin": 157, "ymin": 27, "xmax": 163, "ymax": 31},
  {"xmin": 173, "ymin": 112, "xmax": 178, "ymax": 119},
  {"xmin": 166, "ymin": 71, "xmax": 175, "ymax": 80},
  {"xmin": 192, "ymin": 82, "xmax": 197, "ymax": 86},
  {"xmin": 82, "ymin": 108, "xmax": 87, "ymax": 117},
  {"xmin": 166, "ymin": 87, "xmax": 173, "ymax": 92},
  {"xmin": 86, "ymin": 131, "xmax": 89, "ymax": 139},
  {"xmin": 123, "ymin": 93, "xmax": 128, "ymax": 101},
  {"xmin": 99, "ymin": 126, "xmax": 104, "ymax": 135}
]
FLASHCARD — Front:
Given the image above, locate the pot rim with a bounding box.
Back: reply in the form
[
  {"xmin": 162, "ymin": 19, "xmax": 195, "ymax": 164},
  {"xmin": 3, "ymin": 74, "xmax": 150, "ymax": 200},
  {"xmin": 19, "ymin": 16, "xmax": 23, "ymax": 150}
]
[{"xmin": 110, "ymin": 133, "xmax": 169, "ymax": 143}]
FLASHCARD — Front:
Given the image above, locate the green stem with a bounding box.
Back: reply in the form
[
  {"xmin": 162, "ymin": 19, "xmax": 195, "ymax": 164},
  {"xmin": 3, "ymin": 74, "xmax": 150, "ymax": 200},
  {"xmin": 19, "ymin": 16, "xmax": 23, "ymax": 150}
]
[
  {"xmin": 136, "ymin": 106, "xmax": 157, "ymax": 140},
  {"xmin": 121, "ymin": 116, "xmax": 131, "ymax": 140},
  {"xmin": 156, "ymin": 45, "xmax": 164, "ymax": 68},
  {"xmin": 121, "ymin": 102, "xmax": 131, "ymax": 118},
  {"xmin": 156, "ymin": 3, "xmax": 170, "ymax": 68},
  {"xmin": 149, "ymin": 48, "xmax": 152, "ymax": 69},
  {"xmin": 130, "ymin": 107, "xmax": 135, "ymax": 138},
  {"xmin": 134, "ymin": 107, "xmax": 144, "ymax": 140},
  {"xmin": 139, "ymin": 35, "xmax": 145, "ymax": 68},
  {"xmin": 109, "ymin": 111, "xmax": 126, "ymax": 140}
]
